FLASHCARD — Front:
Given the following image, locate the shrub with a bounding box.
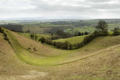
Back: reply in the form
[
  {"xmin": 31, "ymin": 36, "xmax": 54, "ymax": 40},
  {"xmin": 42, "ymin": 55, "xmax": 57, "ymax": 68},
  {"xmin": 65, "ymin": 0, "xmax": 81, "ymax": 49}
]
[
  {"xmin": 0, "ymin": 27, "xmax": 3, "ymax": 33},
  {"xmin": 39, "ymin": 37, "xmax": 46, "ymax": 43}
]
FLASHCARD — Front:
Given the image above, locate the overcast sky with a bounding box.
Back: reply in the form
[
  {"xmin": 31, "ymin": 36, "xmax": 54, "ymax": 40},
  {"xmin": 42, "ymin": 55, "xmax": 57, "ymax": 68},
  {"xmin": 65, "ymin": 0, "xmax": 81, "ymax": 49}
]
[{"xmin": 0, "ymin": 0, "xmax": 120, "ymax": 19}]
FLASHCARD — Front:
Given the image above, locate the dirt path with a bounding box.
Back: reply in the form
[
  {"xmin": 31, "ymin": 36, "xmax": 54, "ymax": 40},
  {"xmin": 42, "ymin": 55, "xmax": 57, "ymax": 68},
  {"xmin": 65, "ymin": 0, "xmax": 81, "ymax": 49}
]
[{"xmin": 58, "ymin": 44, "xmax": 120, "ymax": 65}]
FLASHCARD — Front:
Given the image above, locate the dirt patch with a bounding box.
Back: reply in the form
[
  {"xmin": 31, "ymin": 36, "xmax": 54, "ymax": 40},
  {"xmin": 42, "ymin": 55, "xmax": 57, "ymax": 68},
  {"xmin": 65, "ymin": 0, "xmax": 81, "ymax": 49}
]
[
  {"xmin": 20, "ymin": 70, "xmax": 48, "ymax": 79},
  {"xmin": 0, "ymin": 70, "xmax": 48, "ymax": 80}
]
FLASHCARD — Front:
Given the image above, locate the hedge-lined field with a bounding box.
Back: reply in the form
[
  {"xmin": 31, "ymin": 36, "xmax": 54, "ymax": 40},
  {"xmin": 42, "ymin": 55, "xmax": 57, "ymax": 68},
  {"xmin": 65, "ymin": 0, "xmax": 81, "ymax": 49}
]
[{"xmin": 53, "ymin": 36, "xmax": 86, "ymax": 45}]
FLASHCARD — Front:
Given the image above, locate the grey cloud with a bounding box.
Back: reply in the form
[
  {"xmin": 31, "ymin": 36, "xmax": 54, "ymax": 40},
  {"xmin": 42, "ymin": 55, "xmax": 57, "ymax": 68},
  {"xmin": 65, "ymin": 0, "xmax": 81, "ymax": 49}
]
[
  {"xmin": 0, "ymin": 0, "xmax": 120, "ymax": 19},
  {"xmin": 87, "ymin": 0, "xmax": 112, "ymax": 3}
]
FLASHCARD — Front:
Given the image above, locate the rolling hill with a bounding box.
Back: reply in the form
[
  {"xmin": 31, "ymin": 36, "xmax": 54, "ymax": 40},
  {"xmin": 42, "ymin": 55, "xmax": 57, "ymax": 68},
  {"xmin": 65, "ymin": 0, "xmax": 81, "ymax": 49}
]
[{"xmin": 0, "ymin": 28, "xmax": 120, "ymax": 80}]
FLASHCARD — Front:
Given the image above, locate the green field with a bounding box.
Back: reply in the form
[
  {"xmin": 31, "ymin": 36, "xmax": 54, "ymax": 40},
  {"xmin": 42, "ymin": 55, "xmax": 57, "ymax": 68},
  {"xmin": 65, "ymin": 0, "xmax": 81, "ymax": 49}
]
[
  {"xmin": 53, "ymin": 36, "xmax": 86, "ymax": 44},
  {"xmin": 65, "ymin": 26, "xmax": 95, "ymax": 34}
]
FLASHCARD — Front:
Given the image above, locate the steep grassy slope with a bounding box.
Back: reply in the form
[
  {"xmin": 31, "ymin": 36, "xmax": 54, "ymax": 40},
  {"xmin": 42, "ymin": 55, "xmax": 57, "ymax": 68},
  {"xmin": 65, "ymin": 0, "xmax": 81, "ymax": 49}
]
[
  {"xmin": 0, "ymin": 32, "xmax": 41, "ymax": 77},
  {"xmin": 0, "ymin": 33, "xmax": 53, "ymax": 80}
]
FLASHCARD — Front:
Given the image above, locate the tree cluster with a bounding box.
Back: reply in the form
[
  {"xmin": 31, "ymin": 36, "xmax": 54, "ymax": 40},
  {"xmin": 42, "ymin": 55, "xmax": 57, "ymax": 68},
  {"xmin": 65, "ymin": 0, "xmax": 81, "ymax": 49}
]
[
  {"xmin": 74, "ymin": 32, "xmax": 89, "ymax": 36},
  {"xmin": 95, "ymin": 20, "xmax": 108, "ymax": 36},
  {"xmin": 113, "ymin": 27, "xmax": 120, "ymax": 36}
]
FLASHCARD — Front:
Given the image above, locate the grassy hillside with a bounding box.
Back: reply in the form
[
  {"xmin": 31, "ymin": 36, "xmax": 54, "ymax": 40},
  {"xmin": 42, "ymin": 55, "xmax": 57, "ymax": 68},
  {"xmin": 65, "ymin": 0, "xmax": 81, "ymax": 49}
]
[
  {"xmin": 0, "ymin": 32, "xmax": 39, "ymax": 77},
  {"xmin": 50, "ymin": 45, "xmax": 120, "ymax": 80},
  {"xmin": 2, "ymin": 28, "xmax": 120, "ymax": 65},
  {"xmin": 2, "ymin": 29, "xmax": 69, "ymax": 66},
  {"xmin": 0, "ymin": 28, "xmax": 120, "ymax": 80}
]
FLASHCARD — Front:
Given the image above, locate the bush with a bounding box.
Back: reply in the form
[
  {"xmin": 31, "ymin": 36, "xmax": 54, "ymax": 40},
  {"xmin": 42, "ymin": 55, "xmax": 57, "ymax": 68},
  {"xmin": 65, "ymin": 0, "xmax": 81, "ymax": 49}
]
[
  {"xmin": 83, "ymin": 33, "xmax": 96, "ymax": 44},
  {"xmin": 0, "ymin": 27, "xmax": 3, "ymax": 33},
  {"xmin": 39, "ymin": 37, "xmax": 46, "ymax": 43},
  {"xmin": 75, "ymin": 32, "xmax": 89, "ymax": 36}
]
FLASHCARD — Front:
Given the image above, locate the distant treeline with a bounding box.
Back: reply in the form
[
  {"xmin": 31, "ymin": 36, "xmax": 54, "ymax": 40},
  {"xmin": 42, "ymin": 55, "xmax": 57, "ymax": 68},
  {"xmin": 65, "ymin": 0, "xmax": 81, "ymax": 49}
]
[
  {"xmin": 0, "ymin": 23, "xmax": 69, "ymax": 34},
  {"xmin": 0, "ymin": 24, "xmax": 23, "ymax": 32},
  {"xmin": 50, "ymin": 19, "xmax": 120, "ymax": 27}
]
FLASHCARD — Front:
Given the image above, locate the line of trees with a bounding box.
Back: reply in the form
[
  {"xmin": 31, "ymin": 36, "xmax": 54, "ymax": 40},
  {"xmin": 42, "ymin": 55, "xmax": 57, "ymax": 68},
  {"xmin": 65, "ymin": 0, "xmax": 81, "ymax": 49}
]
[
  {"xmin": 74, "ymin": 32, "xmax": 89, "ymax": 36},
  {"xmin": 39, "ymin": 32, "xmax": 98, "ymax": 50},
  {"xmin": 39, "ymin": 37, "xmax": 73, "ymax": 49}
]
